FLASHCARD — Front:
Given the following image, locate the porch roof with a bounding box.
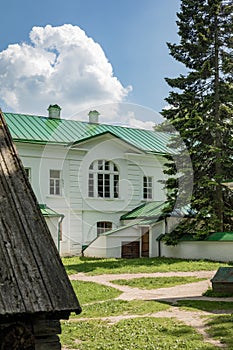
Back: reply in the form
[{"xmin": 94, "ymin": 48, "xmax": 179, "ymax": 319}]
[
  {"xmin": 120, "ymin": 201, "xmax": 165, "ymax": 220},
  {"xmin": 121, "ymin": 201, "xmax": 194, "ymax": 221}
]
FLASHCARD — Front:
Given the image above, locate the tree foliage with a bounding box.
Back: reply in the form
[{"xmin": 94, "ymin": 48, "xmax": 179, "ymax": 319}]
[{"xmin": 162, "ymin": 0, "xmax": 233, "ymax": 243}]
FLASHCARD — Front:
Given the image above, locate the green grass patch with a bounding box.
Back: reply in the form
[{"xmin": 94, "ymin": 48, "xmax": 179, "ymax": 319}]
[
  {"xmin": 71, "ymin": 280, "xmax": 121, "ymax": 304},
  {"xmin": 206, "ymin": 315, "xmax": 233, "ymax": 348},
  {"xmin": 60, "ymin": 318, "xmax": 218, "ymax": 349},
  {"xmin": 176, "ymin": 300, "xmax": 233, "ymax": 312},
  {"xmin": 111, "ymin": 276, "xmax": 206, "ymax": 289},
  {"xmin": 62, "ymin": 256, "xmax": 229, "ymax": 275},
  {"xmin": 74, "ymin": 299, "xmax": 170, "ymax": 318}
]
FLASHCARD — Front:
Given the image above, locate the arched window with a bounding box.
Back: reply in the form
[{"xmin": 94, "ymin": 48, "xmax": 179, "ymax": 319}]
[{"xmin": 88, "ymin": 160, "xmax": 119, "ymax": 198}]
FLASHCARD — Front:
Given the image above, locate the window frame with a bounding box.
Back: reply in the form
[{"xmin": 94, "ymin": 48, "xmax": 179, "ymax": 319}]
[
  {"xmin": 96, "ymin": 221, "xmax": 113, "ymax": 236},
  {"xmin": 88, "ymin": 160, "xmax": 119, "ymax": 199},
  {"xmin": 49, "ymin": 169, "xmax": 62, "ymax": 196},
  {"xmin": 143, "ymin": 176, "xmax": 153, "ymax": 200}
]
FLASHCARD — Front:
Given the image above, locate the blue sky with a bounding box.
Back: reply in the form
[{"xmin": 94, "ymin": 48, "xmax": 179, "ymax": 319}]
[{"xmin": 0, "ymin": 0, "xmax": 183, "ymax": 128}]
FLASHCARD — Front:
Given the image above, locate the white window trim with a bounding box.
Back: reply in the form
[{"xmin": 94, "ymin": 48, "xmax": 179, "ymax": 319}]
[
  {"xmin": 143, "ymin": 176, "xmax": 153, "ymax": 200},
  {"xmin": 49, "ymin": 169, "xmax": 62, "ymax": 196},
  {"xmin": 88, "ymin": 160, "xmax": 119, "ymax": 199},
  {"xmin": 96, "ymin": 221, "xmax": 113, "ymax": 236}
]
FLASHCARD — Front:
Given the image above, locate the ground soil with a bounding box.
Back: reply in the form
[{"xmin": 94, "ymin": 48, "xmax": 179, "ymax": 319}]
[{"xmin": 63, "ymin": 270, "xmax": 233, "ymax": 349}]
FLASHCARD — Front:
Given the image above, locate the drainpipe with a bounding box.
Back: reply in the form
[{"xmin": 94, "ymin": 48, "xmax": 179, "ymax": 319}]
[
  {"xmin": 158, "ymin": 218, "xmax": 168, "ymax": 257},
  {"xmin": 158, "ymin": 237, "xmax": 161, "ymax": 257},
  {"xmin": 57, "ymin": 214, "xmax": 65, "ymax": 254}
]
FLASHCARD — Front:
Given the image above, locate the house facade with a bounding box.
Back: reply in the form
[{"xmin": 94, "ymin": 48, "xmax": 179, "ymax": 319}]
[{"xmin": 4, "ymin": 105, "xmax": 172, "ymax": 257}]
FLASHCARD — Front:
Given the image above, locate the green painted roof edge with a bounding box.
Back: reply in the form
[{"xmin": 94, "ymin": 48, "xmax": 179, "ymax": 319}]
[
  {"xmin": 101, "ymin": 222, "xmax": 137, "ymax": 236},
  {"xmin": 70, "ymin": 131, "xmax": 146, "ymax": 153},
  {"xmin": 39, "ymin": 204, "xmax": 63, "ymax": 217},
  {"xmin": 179, "ymin": 232, "xmax": 233, "ymax": 242},
  {"xmin": 120, "ymin": 201, "xmax": 165, "ymax": 220},
  {"xmin": 100, "ymin": 218, "xmax": 159, "ymax": 237}
]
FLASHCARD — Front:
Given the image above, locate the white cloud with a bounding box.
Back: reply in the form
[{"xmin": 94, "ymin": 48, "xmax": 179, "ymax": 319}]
[
  {"xmin": 0, "ymin": 24, "xmax": 131, "ymax": 117},
  {"xmin": 73, "ymin": 103, "xmax": 163, "ymax": 130}
]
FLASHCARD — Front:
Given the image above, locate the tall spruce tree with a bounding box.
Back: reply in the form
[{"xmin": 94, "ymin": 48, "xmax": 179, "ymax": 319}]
[{"xmin": 161, "ymin": 0, "xmax": 233, "ymax": 243}]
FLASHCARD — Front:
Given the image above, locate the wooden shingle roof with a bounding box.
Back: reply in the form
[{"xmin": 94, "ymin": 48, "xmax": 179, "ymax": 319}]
[{"xmin": 0, "ymin": 110, "xmax": 81, "ymax": 320}]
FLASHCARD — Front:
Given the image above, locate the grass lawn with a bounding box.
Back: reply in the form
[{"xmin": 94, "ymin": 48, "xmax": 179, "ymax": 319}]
[
  {"xmin": 110, "ymin": 276, "xmax": 206, "ymax": 289},
  {"xmin": 73, "ymin": 299, "xmax": 170, "ymax": 318},
  {"xmin": 70, "ymin": 280, "xmax": 121, "ymax": 304},
  {"xmin": 206, "ymin": 315, "xmax": 233, "ymax": 349},
  {"xmin": 60, "ymin": 317, "xmax": 218, "ymax": 350},
  {"xmin": 60, "ymin": 257, "xmax": 233, "ymax": 349},
  {"xmin": 62, "ymin": 256, "xmax": 229, "ymax": 275}
]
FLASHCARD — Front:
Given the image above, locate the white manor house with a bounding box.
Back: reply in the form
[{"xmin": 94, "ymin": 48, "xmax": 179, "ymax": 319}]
[{"xmin": 4, "ymin": 105, "xmax": 175, "ymax": 258}]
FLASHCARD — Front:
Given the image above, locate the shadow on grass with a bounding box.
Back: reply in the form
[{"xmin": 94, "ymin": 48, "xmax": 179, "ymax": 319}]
[
  {"xmin": 63, "ymin": 256, "xmax": 232, "ymax": 275},
  {"xmin": 203, "ymin": 288, "xmax": 233, "ymax": 298},
  {"xmin": 207, "ymin": 315, "xmax": 233, "ymax": 348},
  {"xmin": 64, "ymin": 257, "xmax": 181, "ymax": 274},
  {"xmin": 155, "ymin": 298, "xmax": 233, "ymax": 314}
]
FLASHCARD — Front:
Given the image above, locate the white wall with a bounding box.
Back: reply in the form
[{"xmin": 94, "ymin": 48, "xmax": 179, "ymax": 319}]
[
  {"xmin": 85, "ymin": 225, "xmax": 141, "ymax": 258},
  {"xmin": 15, "ymin": 137, "xmax": 167, "ymax": 256},
  {"xmin": 161, "ymin": 241, "xmax": 233, "ymax": 262},
  {"xmin": 150, "ymin": 221, "xmax": 165, "ymax": 257},
  {"xmin": 84, "ymin": 236, "xmax": 107, "ymax": 258},
  {"xmin": 44, "ymin": 217, "xmax": 59, "ymax": 249}
]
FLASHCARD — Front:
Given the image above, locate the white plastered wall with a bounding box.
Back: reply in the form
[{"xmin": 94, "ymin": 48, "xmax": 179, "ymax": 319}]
[{"xmin": 160, "ymin": 241, "xmax": 233, "ymax": 262}]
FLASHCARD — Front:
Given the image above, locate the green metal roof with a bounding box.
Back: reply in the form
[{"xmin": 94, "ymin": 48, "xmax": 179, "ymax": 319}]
[
  {"xmin": 206, "ymin": 232, "xmax": 233, "ymax": 241},
  {"xmin": 180, "ymin": 232, "xmax": 233, "ymax": 242},
  {"xmin": 4, "ymin": 112, "xmax": 174, "ymax": 155},
  {"xmin": 121, "ymin": 201, "xmax": 166, "ymax": 220},
  {"xmin": 121, "ymin": 201, "xmax": 195, "ymax": 221},
  {"xmin": 39, "ymin": 204, "xmax": 63, "ymax": 217}
]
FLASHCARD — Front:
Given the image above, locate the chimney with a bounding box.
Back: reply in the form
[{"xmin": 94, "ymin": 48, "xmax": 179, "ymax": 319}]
[
  {"xmin": 48, "ymin": 104, "xmax": 61, "ymax": 119},
  {"xmin": 88, "ymin": 110, "xmax": 100, "ymax": 124}
]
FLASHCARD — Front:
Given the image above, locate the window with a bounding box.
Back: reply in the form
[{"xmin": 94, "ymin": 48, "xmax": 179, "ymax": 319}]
[
  {"xmin": 97, "ymin": 221, "xmax": 112, "ymax": 236},
  {"xmin": 50, "ymin": 170, "xmax": 61, "ymax": 195},
  {"xmin": 143, "ymin": 176, "xmax": 153, "ymax": 200},
  {"xmin": 88, "ymin": 160, "xmax": 119, "ymax": 198}
]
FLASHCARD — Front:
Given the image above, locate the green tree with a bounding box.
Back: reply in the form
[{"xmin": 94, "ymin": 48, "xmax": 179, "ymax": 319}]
[{"xmin": 161, "ymin": 0, "xmax": 233, "ymax": 243}]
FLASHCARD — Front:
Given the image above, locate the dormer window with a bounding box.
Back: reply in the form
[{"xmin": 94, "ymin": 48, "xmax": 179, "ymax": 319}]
[{"xmin": 88, "ymin": 160, "xmax": 119, "ymax": 198}]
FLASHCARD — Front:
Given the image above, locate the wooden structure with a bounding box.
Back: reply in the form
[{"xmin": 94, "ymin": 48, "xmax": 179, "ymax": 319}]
[
  {"xmin": 211, "ymin": 267, "xmax": 233, "ymax": 294},
  {"xmin": 0, "ymin": 110, "xmax": 81, "ymax": 349}
]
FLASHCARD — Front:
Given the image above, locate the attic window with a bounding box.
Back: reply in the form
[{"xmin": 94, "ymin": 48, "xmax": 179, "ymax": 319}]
[{"xmin": 88, "ymin": 160, "xmax": 119, "ymax": 199}]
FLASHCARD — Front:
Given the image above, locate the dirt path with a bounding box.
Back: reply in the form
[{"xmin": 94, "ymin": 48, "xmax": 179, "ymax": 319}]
[{"xmin": 66, "ymin": 271, "xmax": 233, "ymax": 348}]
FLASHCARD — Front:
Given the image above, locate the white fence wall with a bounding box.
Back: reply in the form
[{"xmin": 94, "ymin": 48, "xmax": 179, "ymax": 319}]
[{"xmin": 160, "ymin": 241, "xmax": 233, "ymax": 262}]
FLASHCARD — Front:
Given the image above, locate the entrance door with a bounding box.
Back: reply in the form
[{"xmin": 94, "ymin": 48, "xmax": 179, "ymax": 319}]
[
  {"xmin": 141, "ymin": 231, "xmax": 149, "ymax": 257},
  {"xmin": 121, "ymin": 241, "xmax": 140, "ymax": 258}
]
